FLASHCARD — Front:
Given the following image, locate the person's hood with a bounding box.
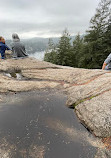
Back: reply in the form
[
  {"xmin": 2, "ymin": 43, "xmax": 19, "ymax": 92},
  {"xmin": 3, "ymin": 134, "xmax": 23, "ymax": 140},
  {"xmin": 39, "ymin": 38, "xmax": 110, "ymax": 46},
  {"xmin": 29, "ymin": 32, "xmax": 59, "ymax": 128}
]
[{"xmin": 12, "ymin": 33, "xmax": 20, "ymax": 42}]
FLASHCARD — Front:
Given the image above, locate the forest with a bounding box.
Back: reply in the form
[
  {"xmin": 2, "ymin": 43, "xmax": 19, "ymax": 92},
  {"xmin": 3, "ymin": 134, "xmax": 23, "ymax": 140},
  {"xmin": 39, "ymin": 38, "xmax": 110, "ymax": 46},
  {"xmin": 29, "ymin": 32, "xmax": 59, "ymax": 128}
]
[{"xmin": 44, "ymin": 0, "xmax": 111, "ymax": 69}]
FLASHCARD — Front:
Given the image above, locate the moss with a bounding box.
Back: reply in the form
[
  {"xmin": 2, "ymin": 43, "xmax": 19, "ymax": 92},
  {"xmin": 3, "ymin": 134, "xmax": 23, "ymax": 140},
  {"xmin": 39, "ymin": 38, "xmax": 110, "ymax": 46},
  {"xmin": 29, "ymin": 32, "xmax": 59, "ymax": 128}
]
[{"xmin": 72, "ymin": 94, "xmax": 99, "ymax": 108}]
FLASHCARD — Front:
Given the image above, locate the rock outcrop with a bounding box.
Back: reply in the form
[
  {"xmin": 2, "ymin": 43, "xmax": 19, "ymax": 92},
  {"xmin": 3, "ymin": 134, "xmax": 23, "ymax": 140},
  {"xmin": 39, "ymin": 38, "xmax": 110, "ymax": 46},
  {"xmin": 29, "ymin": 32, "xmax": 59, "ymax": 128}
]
[{"xmin": 0, "ymin": 57, "xmax": 111, "ymax": 139}]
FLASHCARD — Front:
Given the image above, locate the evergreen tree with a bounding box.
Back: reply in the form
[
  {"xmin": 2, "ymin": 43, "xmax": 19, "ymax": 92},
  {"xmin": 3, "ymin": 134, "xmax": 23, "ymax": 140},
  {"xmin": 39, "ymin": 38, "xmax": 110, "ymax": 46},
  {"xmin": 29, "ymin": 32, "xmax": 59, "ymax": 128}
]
[
  {"xmin": 72, "ymin": 33, "xmax": 84, "ymax": 67},
  {"xmin": 44, "ymin": 38, "xmax": 58, "ymax": 64},
  {"xmin": 47, "ymin": 38, "xmax": 55, "ymax": 51},
  {"xmin": 104, "ymin": 17, "xmax": 111, "ymax": 55},
  {"xmin": 57, "ymin": 29, "xmax": 73, "ymax": 66},
  {"xmin": 84, "ymin": 0, "xmax": 111, "ymax": 69}
]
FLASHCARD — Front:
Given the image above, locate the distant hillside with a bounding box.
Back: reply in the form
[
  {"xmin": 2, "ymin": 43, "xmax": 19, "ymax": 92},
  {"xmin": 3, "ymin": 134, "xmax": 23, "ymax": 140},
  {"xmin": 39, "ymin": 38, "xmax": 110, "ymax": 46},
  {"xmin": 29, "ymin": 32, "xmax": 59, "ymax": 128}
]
[
  {"xmin": 6, "ymin": 35, "xmax": 83, "ymax": 54},
  {"xmin": 6, "ymin": 37, "xmax": 59, "ymax": 54}
]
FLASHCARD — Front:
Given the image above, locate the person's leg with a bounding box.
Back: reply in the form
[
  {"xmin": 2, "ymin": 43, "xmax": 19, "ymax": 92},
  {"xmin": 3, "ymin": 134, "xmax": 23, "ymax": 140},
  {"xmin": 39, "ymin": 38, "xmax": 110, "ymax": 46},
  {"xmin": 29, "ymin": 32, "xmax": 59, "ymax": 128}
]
[
  {"xmin": 104, "ymin": 65, "xmax": 109, "ymax": 70},
  {"xmin": 1, "ymin": 49, "xmax": 5, "ymax": 59}
]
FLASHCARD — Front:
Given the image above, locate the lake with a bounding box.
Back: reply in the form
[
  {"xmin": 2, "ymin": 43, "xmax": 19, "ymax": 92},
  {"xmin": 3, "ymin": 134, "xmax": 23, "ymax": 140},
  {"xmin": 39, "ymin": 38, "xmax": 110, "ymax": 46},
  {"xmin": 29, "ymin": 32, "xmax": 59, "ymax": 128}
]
[{"xmin": 29, "ymin": 51, "xmax": 46, "ymax": 61}]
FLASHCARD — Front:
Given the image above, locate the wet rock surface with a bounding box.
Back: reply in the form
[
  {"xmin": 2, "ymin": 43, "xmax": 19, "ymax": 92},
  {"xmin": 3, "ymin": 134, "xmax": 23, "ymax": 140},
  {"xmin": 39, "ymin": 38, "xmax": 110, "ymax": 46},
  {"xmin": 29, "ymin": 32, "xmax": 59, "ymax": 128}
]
[
  {"xmin": 0, "ymin": 90, "xmax": 98, "ymax": 158},
  {"xmin": 0, "ymin": 57, "xmax": 111, "ymax": 157}
]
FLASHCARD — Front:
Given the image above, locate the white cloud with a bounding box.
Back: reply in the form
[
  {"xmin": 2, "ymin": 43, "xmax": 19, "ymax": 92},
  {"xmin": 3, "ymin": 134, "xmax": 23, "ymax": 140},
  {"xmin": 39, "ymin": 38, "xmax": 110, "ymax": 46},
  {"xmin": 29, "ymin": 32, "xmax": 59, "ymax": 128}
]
[{"xmin": 0, "ymin": 0, "xmax": 100, "ymax": 39}]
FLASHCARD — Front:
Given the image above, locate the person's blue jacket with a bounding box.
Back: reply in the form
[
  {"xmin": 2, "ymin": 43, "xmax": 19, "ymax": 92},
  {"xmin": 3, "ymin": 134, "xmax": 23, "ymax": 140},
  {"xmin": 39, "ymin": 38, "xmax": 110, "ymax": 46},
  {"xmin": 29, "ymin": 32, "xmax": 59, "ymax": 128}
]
[{"xmin": 0, "ymin": 42, "xmax": 11, "ymax": 59}]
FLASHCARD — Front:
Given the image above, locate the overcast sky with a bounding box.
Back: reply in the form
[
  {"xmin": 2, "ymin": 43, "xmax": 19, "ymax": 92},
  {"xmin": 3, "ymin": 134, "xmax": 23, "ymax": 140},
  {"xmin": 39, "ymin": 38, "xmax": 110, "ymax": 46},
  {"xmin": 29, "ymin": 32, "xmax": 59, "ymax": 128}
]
[{"xmin": 0, "ymin": 0, "xmax": 100, "ymax": 39}]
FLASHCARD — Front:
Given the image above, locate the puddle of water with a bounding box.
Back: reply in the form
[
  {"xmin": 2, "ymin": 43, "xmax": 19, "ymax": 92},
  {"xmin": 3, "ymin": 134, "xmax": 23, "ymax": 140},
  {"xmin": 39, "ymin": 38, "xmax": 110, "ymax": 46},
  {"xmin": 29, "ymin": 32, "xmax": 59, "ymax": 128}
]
[
  {"xmin": 5, "ymin": 72, "xmax": 22, "ymax": 80},
  {"xmin": 0, "ymin": 90, "xmax": 101, "ymax": 158}
]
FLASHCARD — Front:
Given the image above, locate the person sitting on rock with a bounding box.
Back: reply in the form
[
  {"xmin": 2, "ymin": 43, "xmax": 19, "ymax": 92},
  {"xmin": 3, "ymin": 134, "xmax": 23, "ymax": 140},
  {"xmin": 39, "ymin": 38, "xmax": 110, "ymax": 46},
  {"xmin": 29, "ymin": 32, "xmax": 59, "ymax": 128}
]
[
  {"xmin": 102, "ymin": 54, "xmax": 111, "ymax": 70},
  {"xmin": 0, "ymin": 36, "xmax": 11, "ymax": 59},
  {"xmin": 11, "ymin": 33, "xmax": 28, "ymax": 58}
]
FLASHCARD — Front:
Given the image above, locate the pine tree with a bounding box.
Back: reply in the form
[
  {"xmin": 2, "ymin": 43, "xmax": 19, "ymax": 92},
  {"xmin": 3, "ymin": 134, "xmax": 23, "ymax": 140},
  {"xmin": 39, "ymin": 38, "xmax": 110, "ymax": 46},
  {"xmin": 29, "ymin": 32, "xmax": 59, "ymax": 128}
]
[
  {"xmin": 57, "ymin": 29, "xmax": 73, "ymax": 66},
  {"xmin": 72, "ymin": 33, "xmax": 84, "ymax": 67},
  {"xmin": 84, "ymin": 0, "xmax": 111, "ymax": 69},
  {"xmin": 44, "ymin": 38, "xmax": 58, "ymax": 64},
  {"xmin": 104, "ymin": 17, "xmax": 111, "ymax": 55},
  {"xmin": 47, "ymin": 38, "xmax": 55, "ymax": 51}
]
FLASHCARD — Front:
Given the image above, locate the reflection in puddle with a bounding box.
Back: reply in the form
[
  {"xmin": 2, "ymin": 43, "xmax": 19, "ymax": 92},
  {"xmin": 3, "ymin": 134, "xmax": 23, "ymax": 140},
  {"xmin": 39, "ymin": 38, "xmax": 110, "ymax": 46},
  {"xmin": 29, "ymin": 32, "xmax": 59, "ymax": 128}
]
[
  {"xmin": 46, "ymin": 118, "xmax": 104, "ymax": 148},
  {"xmin": 0, "ymin": 90, "xmax": 106, "ymax": 158},
  {"xmin": 5, "ymin": 73, "xmax": 22, "ymax": 80}
]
